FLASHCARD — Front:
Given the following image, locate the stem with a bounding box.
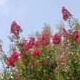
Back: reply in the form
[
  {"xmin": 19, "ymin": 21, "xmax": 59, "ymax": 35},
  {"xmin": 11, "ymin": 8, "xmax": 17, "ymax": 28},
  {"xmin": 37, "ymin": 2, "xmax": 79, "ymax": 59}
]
[{"xmin": 68, "ymin": 18, "xmax": 72, "ymax": 28}]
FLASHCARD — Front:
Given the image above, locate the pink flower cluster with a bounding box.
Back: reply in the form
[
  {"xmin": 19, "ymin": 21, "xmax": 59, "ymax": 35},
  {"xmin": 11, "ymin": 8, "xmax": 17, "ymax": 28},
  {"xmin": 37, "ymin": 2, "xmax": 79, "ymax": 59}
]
[
  {"xmin": 10, "ymin": 21, "xmax": 22, "ymax": 35},
  {"xmin": 62, "ymin": 6, "xmax": 72, "ymax": 21},
  {"xmin": 6, "ymin": 51, "xmax": 20, "ymax": 66}
]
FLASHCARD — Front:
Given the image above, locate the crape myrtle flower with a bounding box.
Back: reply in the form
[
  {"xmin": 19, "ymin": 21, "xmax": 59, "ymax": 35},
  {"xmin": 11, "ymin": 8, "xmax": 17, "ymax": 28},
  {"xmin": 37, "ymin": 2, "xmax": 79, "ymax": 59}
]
[{"xmin": 62, "ymin": 6, "xmax": 72, "ymax": 21}]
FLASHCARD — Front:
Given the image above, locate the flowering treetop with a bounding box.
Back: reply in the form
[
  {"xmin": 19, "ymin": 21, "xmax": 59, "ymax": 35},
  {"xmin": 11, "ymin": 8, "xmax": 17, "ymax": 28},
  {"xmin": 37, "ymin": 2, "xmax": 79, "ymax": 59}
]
[{"xmin": 0, "ymin": 7, "xmax": 80, "ymax": 80}]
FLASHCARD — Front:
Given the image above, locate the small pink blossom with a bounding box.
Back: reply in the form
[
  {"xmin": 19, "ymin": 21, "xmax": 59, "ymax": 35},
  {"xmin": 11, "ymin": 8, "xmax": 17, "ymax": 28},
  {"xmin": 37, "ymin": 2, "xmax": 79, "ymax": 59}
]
[
  {"xmin": 52, "ymin": 33, "xmax": 61, "ymax": 44},
  {"xmin": 62, "ymin": 6, "xmax": 72, "ymax": 21},
  {"xmin": 10, "ymin": 21, "xmax": 21, "ymax": 35},
  {"xmin": 32, "ymin": 49, "xmax": 40, "ymax": 57}
]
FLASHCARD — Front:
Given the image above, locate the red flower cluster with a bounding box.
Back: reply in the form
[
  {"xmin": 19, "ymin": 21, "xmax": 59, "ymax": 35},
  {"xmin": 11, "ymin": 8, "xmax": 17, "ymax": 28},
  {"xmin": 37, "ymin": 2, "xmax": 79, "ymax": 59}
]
[
  {"xmin": 32, "ymin": 49, "xmax": 40, "ymax": 57},
  {"xmin": 6, "ymin": 51, "xmax": 20, "ymax": 67},
  {"xmin": 73, "ymin": 30, "xmax": 80, "ymax": 42},
  {"xmin": 21, "ymin": 37, "xmax": 35, "ymax": 54},
  {"xmin": 52, "ymin": 33, "xmax": 61, "ymax": 44},
  {"xmin": 20, "ymin": 32, "xmax": 61, "ymax": 56},
  {"xmin": 35, "ymin": 30, "xmax": 50, "ymax": 47},
  {"xmin": 39, "ymin": 31, "xmax": 50, "ymax": 46},
  {"xmin": 62, "ymin": 6, "xmax": 72, "ymax": 21},
  {"xmin": 34, "ymin": 41, "xmax": 41, "ymax": 48},
  {"xmin": 10, "ymin": 21, "xmax": 21, "ymax": 35}
]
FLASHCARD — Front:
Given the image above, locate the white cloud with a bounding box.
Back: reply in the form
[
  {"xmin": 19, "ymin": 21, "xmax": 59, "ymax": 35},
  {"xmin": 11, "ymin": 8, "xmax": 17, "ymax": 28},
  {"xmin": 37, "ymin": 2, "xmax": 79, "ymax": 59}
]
[{"xmin": 0, "ymin": 0, "xmax": 8, "ymax": 7}]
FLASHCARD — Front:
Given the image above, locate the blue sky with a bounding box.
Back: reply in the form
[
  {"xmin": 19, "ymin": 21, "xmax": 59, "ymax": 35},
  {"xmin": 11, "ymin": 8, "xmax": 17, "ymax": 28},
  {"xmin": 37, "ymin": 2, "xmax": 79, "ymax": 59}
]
[{"xmin": 0, "ymin": 0, "xmax": 80, "ymax": 55}]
